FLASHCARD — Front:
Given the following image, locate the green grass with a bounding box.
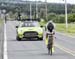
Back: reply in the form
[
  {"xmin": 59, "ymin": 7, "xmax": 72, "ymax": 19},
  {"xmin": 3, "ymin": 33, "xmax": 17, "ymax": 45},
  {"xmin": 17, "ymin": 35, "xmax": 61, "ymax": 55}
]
[
  {"xmin": 56, "ymin": 23, "xmax": 75, "ymax": 36},
  {"xmin": 0, "ymin": 19, "xmax": 3, "ymax": 26}
]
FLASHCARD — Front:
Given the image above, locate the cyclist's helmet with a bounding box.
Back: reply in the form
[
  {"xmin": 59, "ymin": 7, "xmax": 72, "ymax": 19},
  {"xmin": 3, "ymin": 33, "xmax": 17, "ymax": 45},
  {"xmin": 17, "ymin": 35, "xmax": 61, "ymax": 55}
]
[{"xmin": 47, "ymin": 20, "xmax": 54, "ymax": 32}]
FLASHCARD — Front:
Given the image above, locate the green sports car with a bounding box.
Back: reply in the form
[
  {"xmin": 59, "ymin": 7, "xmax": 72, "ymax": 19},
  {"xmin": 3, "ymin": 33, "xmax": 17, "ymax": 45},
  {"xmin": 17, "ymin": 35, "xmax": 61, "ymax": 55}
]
[{"xmin": 16, "ymin": 21, "xmax": 43, "ymax": 41}]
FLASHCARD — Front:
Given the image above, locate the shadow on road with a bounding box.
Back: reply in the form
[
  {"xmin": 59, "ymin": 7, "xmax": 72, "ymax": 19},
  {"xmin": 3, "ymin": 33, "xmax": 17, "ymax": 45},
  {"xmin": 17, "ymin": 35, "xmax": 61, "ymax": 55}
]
[{"xmin": 7, "ymin": 38, "xmax": 43, "ymax": 41}]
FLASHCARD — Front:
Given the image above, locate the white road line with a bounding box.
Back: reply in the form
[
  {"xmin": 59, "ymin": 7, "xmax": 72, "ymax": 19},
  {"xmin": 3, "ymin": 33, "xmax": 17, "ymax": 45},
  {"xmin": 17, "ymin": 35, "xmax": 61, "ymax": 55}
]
[
  {"xmin": 55, "ymin": 43, "xmax": 75, "ymax": 56},
  {"xmin": 4, "ymin": 21, "xmax": 8, "ymax": 59}
]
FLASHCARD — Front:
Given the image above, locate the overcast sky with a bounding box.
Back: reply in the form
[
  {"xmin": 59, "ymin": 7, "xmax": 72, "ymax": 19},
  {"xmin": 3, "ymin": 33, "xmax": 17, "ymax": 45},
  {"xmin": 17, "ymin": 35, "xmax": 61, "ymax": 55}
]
[{"xmin": 22, "ymin": 0, "xmax": 75, "ymax": 4}]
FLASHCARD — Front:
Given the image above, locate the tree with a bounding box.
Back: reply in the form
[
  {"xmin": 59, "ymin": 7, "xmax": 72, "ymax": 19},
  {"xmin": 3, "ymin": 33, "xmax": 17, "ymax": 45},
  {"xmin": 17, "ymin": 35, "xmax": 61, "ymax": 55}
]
[
  {"xmin": 47, "ymin": 13, "xmax": 56, "ymax": 21},
  {"xmin": 68, "ymin": 13, "xmax": 75, "ymax": 23}
]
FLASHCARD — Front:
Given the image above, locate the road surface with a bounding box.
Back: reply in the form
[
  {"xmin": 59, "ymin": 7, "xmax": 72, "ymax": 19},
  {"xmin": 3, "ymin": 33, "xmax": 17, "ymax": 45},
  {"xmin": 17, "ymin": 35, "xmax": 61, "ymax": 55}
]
[
  {"xmin": 0, "ymin": 24, "xmax": 4, "ymax": 59},
  {"xmin": 4, "ymin": 21, "xmax": 75, "ymax": 59}
]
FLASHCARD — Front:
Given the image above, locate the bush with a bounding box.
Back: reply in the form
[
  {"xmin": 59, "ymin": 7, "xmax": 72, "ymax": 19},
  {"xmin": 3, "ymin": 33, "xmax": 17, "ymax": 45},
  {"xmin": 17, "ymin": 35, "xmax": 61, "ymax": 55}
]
[{"xmin": 68, "ymin": 13, "xmax": 75, "ymax": 23}]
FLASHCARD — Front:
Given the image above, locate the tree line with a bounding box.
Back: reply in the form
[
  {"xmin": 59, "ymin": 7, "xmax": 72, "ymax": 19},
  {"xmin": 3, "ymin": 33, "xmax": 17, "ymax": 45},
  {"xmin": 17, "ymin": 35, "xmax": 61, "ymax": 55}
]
[{"xmin": 0, "ymin": 2, "xmax": 75, "ymax": 23}]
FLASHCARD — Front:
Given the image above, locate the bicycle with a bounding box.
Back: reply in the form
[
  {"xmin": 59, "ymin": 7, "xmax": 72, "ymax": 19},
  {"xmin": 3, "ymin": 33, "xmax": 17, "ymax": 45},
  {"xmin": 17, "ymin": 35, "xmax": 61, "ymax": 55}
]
[{"xmin": 47, "ymin": 32, "xmax": 54, "ymax": 55}]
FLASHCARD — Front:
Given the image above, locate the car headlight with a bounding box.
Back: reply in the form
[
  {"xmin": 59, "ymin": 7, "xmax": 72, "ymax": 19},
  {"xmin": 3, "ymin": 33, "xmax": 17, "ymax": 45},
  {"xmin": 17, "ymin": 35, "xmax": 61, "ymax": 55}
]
[
  {"xmin": 38, "ymin": 29, "xmax": 43, "ymax": 34},
  {"xmin": 20, "ymin": 30, "xmax": 23, "ymax": 32},
  {"xmin": 18, "ymin": 29, "xmax": 23, "ymax": 33}
]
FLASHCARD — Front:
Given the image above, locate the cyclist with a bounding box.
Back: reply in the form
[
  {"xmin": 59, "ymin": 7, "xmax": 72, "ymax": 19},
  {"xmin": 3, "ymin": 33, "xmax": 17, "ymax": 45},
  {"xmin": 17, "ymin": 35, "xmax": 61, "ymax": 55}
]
[{"xmin": 44, "ymin": 20, "xmax": 55, "ymax": 53}]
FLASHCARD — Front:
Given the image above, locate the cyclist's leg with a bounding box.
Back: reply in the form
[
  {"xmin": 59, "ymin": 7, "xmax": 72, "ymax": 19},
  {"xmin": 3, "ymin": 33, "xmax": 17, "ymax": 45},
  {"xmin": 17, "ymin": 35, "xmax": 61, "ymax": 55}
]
[
  {"xmin": 52, "ymin": 46, "xmax": 54, "ymax": 52},
  {"xmin": 52, "ymin": 37, "xmax": 55, "ymax": 53},
  {"xmin": 45, "ymin": 34, "xmax": 48, "ymax": 45}
]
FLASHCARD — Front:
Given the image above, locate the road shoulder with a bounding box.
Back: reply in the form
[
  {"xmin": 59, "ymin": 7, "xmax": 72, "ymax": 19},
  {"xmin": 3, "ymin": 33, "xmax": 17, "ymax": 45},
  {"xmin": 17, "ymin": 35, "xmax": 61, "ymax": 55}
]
[{"xmin": 56, "ymin": 32, "xmax": 75, "ymax": 39}]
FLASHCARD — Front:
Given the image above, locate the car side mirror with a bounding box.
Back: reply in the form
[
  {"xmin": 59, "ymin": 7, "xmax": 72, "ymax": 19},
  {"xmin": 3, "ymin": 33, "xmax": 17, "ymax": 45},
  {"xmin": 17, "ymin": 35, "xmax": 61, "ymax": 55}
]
[
  {"xmin": 16, "ymin": 26, "xmax": 18, "ymax": 28},
  {"xmin": 40, "ymin": 25, "xmax": 43, "ymax": 28}
]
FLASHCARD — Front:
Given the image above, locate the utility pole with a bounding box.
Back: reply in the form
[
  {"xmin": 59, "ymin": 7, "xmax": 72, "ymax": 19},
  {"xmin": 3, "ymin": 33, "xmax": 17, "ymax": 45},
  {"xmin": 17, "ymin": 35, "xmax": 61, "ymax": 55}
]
[
  {"xmin": 2, "ymin": 10, "xmax": 6, "ymax": 23},
  {"xmin": 65, "ymin": 0, "xmax": 68, "ymax": 30},
  {"xmin": 45, "ymin": 0, "xmax": 48, "ymax": 21},
  {"xmin": 35, "ymin": 0, "xmax": 38, "ymax": 19},
  {"xmin": 30, "ymin": 3, "xmax": 32, "ymax": 19}
]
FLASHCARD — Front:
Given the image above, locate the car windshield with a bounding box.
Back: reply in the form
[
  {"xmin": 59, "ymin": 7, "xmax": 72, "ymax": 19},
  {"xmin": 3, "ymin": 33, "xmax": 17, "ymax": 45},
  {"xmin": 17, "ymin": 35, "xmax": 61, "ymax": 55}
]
[{"xmin": 21, "ymin": 22, "xmax": 39, "ymax": 27}]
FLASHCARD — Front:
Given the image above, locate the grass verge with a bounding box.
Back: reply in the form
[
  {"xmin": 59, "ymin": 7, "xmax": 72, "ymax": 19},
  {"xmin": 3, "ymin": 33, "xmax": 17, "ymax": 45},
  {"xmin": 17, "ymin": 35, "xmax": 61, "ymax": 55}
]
[
  {"xmin": 0, "ymin": 19, "xmax": 3, "ymax": 26},
  {"xmin": 56, "ymin": 23, "xmax": 75, "ymax": 36},
  {"xmin": 36, "ymin": 21, "xmax": 75, "ymax": 37}
]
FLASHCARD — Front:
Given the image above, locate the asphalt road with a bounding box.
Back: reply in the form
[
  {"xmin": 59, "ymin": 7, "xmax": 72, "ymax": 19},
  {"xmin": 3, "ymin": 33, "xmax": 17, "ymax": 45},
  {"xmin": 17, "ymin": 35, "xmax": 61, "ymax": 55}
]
[
  {"xmin": 0, "ymin": 24, "xmax": 4, "ymax": 59},
  {"xmin": 5, "ymin": 21, "xmax": 75, "ymax": 59}
]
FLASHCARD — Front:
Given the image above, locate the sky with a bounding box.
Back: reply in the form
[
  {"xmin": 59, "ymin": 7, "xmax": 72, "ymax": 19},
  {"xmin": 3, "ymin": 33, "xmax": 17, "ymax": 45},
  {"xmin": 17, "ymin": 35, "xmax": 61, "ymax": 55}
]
[{"xmin": 22, "ymin": 0, "xmax": 75, "ymax": 4}]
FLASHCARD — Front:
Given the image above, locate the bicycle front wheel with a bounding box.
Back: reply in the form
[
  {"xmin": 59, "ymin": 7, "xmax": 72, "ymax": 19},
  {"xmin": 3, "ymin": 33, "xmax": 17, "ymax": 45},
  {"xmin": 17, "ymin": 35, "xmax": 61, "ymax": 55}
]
[
  {"xmin": 50, "ymin": 47, "xmax": 52, "ymax": 55},
  {"xmin": 48, "ymin": 48, "xmax": 50, "ymax": 55}
]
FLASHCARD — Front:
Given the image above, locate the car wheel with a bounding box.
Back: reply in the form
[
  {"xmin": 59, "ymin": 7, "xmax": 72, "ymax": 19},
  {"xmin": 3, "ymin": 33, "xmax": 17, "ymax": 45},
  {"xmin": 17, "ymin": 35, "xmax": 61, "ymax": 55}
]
[{"xmin": 16, "ymin": 36, "xmax": 21, "ymax": 41}]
